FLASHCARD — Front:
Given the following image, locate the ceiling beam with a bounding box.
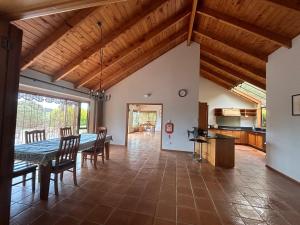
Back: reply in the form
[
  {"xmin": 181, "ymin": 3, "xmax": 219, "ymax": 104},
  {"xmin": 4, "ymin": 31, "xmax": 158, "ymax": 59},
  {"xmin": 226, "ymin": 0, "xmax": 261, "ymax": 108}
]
[
  {"xmin": 201, "ymin": 73, "xmax": 232, "ymax": 90},
  {"xmin": 1, "ymin": 0, "xmax": 127, "ymax": 21},
  {"xmin": 193, "ymin": 30, "xmax": 268, "ymax": 63},
  {"xmin": 187, "ymin": 0, "xmax": 198, "ymax": 46},
  {"xmin": 201, "ymin": 55, "xmax": 266, "ymax": 90},
  {"xmin": 262, "ymin": 0, "xmax": 300, "ymax": 12},
  {"xmin": 96, "ymin": 30, "xmax": 187, "ymax": 90},
  {"xmin": 76, "ymin": 9, "xmax": 191, "ymax": 88},
  {"xmin": 200, "ymin": 64, "xmax": 241, "ymax": 86},
  {"xmin": 20, "ymin": 8, "xmax": 96, "ymax": 71},
  {"xmin": 200, "ymin": 46, "xmax": 266, "ymax": 78},
  {"xmin": 53, "ymin": 0, "xmax": 168, "ymax": 81},
  {"xmin": 197, "ymin": 7, "xmax": 291, "ymax": 48}
]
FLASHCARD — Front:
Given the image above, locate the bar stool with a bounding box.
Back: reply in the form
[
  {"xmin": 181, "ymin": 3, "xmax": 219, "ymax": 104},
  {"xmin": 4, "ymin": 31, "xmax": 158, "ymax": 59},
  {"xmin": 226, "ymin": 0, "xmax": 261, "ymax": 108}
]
[{"xmin": 194, "ymin": 139, "xmax": 208, "ymax": 162}]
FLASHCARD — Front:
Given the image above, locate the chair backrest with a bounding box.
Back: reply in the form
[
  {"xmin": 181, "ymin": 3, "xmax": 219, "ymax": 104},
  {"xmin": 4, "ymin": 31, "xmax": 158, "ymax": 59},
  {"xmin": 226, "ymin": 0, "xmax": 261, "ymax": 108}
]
[
  {"xmin": 55, "ymin": 135, "xmax": 81, "ymax": 165},
  {"xmin": 25, "ymin": 130, "xmax": 46, "ymax": 144},
  {"xmin": 60, "ymin": 127, "xmax": 72, "ymax": 137},
  {"xmin": 94, "ymin": 127, "xmax": 107, "ymax": 152}
]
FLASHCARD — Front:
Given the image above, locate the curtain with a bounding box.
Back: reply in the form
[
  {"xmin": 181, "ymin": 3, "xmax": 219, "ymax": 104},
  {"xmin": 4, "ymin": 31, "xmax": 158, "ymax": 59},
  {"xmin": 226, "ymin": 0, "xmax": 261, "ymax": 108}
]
[
  {"xmin": 15, "ymin": 92, "xmax": 79, "ymax": 144},
  {"xmin": 138, "ymin": 111, "xmax": 157, "ymax": 125}
]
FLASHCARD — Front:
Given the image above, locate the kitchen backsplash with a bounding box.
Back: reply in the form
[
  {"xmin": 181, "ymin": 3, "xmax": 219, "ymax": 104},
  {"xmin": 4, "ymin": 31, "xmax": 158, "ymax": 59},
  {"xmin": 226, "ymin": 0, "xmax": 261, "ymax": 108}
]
[{"xmin": 216, "ymin": 116, "xmax": 256, "ymax": 127}]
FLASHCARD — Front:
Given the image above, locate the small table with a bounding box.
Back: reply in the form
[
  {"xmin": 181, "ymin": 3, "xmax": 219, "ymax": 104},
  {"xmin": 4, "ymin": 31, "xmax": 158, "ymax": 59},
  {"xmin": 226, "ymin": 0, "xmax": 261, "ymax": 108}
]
[{"xmin": 15, "ymin": 133, "xmax": 112, "ymax": 200}]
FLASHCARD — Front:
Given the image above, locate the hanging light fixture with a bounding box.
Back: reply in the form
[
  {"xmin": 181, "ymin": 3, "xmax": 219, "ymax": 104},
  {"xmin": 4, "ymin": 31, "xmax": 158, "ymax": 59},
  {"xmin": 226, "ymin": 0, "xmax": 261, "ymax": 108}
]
[{"xmin": 89, "ymin": 21, "xmax": 111, "ymax": 101}]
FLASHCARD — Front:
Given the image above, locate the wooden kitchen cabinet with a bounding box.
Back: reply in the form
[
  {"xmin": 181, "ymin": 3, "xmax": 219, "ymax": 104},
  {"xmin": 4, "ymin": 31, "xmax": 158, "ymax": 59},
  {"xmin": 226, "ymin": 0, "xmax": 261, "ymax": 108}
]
[
  {"xmin": 239, "ymin": 131, "xmax": 248, "ymax": 144},
  {"xmin": 255, "ymin": 134, "xmax": 265, "ymax": 150},
  {"xmin": 248, "ymin": 133, "xmax": 256, "ymax": 146},
  {"xmin": 209, "ymin": 129, "xmax": 265, "ymax": 151}
]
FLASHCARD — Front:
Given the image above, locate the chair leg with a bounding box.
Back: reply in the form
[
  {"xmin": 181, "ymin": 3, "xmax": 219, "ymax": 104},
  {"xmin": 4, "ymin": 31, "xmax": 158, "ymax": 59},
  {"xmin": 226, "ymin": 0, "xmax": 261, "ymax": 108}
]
[
  {"xmin": 22, "ymin": 174, "xmax": 26, "ymax": 186},
  {"xmin": 54, "ymin": 173, "xmax": 58, "ymax": 195},
  {"xmin": 32, "ymin": 171, "xmax": 36, "ymax": 192},
  {"xmin": 102, "ymin": 152, "xmax": 104, "ymax": 164},
  {"xmin": 94, "ymin": 153, "xmax": 97, "ymax": 169},
  {"xmin": 73, "ymin": 166, "xmax": 77, "ymax": 186},
  {"xmin": 81, "ymin": 153, "xmax": 84, "ymax": 167},
  {"xmin": 60, "ymin": 172, "xmax": 64, "ymax": 182}
]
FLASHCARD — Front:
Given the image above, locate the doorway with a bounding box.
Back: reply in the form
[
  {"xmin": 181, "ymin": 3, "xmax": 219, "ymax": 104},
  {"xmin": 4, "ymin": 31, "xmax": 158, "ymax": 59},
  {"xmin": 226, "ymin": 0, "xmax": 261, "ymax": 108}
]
[{"xmin": 126, "ymin": 104, "xmax": 163, "ymax": 149}]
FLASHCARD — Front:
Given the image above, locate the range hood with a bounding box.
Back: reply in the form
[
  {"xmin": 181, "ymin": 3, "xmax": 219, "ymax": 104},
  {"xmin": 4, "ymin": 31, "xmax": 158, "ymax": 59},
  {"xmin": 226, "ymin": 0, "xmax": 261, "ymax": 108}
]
[{"xmin": 222, "ymin": 108, "xmax": 241, "ymax": 116}]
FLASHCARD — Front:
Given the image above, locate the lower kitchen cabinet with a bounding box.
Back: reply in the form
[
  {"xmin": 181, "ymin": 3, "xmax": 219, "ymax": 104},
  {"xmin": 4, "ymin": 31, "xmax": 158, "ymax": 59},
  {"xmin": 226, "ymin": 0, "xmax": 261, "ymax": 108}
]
[{"xmin": 209, "ymin": 129, "xmax": 265, "ymax": 152}]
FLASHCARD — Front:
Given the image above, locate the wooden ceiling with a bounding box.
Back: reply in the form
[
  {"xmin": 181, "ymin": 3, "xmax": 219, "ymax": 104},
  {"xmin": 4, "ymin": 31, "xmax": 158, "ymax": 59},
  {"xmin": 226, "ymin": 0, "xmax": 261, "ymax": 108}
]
[{"xmin": 4, "ymin": 0, "xmax": 300, "ymax": 91}]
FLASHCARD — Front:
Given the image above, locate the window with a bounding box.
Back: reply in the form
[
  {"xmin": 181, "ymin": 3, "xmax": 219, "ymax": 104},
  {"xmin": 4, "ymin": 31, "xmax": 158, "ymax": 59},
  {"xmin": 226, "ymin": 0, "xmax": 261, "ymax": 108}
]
[
  {"xmin": 79, "ymin": 102, "xmax": 89, "ymax": 134},
  {"xmin": 261, "ymin": 107, "xmax": 267, "ymax": 128},
  {"xmin": 15, "ymin": 92, "xmax": 89, "ymax": 144},
  {"xmin": 231, "ymin": 82, "xmax": 266, "ymax": 105},
  {"xmin": 139, "ymin": 111, "xmax": 157, "ymax": 125}
]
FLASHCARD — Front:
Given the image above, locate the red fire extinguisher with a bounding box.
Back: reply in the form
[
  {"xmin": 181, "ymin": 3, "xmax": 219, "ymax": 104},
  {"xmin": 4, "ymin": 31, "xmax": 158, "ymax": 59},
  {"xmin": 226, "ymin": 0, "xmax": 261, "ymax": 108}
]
[{"xmin": 165, "ymin": 120, "xmax": 174, "ymax": 144}]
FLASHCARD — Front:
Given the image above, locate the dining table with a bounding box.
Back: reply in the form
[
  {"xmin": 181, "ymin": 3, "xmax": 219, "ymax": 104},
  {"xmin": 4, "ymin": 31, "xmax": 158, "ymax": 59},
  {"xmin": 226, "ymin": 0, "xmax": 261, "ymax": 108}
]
[{"xmin": 14, "ymin": 133, "xmax": 113, "ymax": 200}]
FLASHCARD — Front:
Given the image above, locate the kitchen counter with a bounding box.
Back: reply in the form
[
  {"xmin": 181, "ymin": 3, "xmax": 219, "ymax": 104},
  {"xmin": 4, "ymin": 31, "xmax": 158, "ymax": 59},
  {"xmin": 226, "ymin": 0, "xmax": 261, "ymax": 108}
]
[
  {"xmin": 210, "ymin": 126, "xmax": 266, "ymax": 134},
  {"xmin": 189, "ymin": 132, "xmax": 236, "ymax": 141},
  {"xmin": 209, "ymin": 128, "xmax": 266, "ymax": 152},
  {"xmin": 190, "ymin": 133, "xmax": 235, "ymax": 168}
]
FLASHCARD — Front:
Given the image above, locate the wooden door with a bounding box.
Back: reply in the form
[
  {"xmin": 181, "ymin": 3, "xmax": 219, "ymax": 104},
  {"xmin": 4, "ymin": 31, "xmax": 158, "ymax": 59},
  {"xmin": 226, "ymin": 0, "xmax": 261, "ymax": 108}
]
[
  {"xmin": 0, "ymin": 21, "xmax": 23, "ymax": 225},
  {"xmin": 198, "ymin": 102, "xmax": 208, "ymax": 130}
]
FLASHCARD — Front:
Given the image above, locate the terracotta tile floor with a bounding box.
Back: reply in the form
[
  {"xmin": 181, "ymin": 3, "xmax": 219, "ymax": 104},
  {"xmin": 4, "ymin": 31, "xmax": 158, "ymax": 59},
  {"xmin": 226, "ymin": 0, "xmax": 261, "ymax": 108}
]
[{"xmin": 10, "ymin": 132, "xmax": 300, "ymax": 225}]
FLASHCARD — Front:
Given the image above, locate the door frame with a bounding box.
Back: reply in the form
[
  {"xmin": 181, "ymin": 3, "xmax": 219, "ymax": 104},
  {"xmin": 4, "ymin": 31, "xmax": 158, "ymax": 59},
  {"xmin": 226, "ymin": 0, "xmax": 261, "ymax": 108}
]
[{"xmin": 125, "ymin": 103, "xmax": 163, "ymax": 150}]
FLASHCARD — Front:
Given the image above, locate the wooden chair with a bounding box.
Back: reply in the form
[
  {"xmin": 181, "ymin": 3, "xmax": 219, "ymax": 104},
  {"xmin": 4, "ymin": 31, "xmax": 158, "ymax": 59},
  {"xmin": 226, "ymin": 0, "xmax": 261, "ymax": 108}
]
[
  {"xmin": 23, "ymin": 130, "xmax": 45, "ymax": 184},
  {"xmin": 60, "ymin": 127, "xmax": 72, "ymax": 137},
  {"xmin": 51, "ymin": 135, "xmax": 81, "ymax": 195},
  {"xmin": 81, "ymin": 127, "xmax": 107, "ymax": 168},
  {"xmin": 12, "ymin": 161, "xmax": 37, "ymax": 192},
  {"xmin": 25, "ymin": 129, "xmax": 46, "ymax": 144}
]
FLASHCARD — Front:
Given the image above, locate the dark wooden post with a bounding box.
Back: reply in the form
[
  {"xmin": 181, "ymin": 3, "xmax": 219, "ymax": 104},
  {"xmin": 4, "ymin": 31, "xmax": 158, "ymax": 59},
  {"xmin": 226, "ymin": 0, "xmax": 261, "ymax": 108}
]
[{"xmin": 0, "ymin": 21, "xmax": 23, "ymax": 225}]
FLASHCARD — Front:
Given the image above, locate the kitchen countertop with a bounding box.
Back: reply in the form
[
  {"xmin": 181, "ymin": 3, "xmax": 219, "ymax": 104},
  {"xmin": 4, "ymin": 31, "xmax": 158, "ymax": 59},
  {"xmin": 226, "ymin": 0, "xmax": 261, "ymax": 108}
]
[
  {"xmin": 189, "ymin": 132, "xmax": 236, "ymax": 142},
  {"xmin": 209, "ymin": 127, "xmax": 266, "ymax": 134}
]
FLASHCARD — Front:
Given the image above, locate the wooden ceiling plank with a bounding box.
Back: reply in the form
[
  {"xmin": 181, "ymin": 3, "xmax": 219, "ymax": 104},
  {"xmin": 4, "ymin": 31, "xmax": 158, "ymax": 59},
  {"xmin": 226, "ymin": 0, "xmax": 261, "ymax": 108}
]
[
  {"xmin": 232, "ymin": 89, "xmax": 261, "ymax": 104},
  {"xmin": 200, "ymin": 46, "xmax": 266, "ymax": 78},
  {"xmin": 187, "ymin": 0, "xmax": 198, "ymax": 46},
  {"xmin": 197, "ymin": 7, "xmax": 292, "ymax": 48},
  {"xmin": 262, "ymin": 0, "xmax": 300, "ymax": 12},
  {"xmin": 76, "ymin": 9, "xmax": 191, "ymax": 88},
  {"xmin": 53, "ymin": 0, "xmax": 168, "ymax": 82},
  {"xmin": 2, "ymin": 0, "xmax": 127, "ymax": 21},
  {"xmin": 193, "ymin": 30, "xmax": 268, "ymax": 63},
  {"xmin": 20, "ymin": 7, "xmax": 96, "ymax": 71},
  {"xmin": 201, "ymin": 73, "xmax": 232, "ymax": 89},
  {"xmin": 200, "ymin": 64, "xmax": 241, "ymax": 86},
  {"xmin": 201, "ymin": 55, "xmax": 266, "ymax": 90},
  {"xmin": 95, "ymin": 30, "xmax": 188, "ymax": 90}
]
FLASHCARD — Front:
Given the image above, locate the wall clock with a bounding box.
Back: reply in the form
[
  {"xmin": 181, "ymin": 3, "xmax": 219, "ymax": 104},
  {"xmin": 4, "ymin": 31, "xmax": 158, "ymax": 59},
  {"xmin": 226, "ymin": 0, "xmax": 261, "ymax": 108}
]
[{"xmin": 178, "ymin": 89, "xmax": 188, "ymax": 97}]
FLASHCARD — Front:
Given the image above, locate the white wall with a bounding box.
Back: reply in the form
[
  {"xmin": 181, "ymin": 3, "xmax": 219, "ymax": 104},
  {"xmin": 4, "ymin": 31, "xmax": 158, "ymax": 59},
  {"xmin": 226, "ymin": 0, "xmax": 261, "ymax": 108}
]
[
  {"xmin": 198, "ymin": 77, "xmax": 256, "ymax": 127},
  {"xmin": 266, "ymin": 35, "xmax": 300, "ymax": 182},
  {"xmin": 104, "ymin": 43, "xmax": 199, "ymax": 152}
]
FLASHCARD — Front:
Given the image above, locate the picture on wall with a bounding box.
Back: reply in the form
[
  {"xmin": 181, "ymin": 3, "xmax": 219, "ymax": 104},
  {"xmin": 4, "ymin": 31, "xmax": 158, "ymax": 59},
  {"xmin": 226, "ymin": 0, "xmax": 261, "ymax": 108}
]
[{"xmin": 292, "ymin": 94, "xmax": 300, "ymax": 116}]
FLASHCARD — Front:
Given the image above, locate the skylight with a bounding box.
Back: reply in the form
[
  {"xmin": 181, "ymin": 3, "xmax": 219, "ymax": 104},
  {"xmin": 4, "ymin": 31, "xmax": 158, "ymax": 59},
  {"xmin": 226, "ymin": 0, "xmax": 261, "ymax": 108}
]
[{"xmin": 231, "ymin": 82, "xmax": 266, "ymax": 106}]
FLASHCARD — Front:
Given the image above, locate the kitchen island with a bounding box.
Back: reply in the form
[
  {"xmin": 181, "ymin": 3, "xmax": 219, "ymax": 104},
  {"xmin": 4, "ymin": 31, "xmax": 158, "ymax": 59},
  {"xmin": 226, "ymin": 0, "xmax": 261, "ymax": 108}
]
[{"xmin": 190, "ymin": 132, "xmax": 235, "ymax": 168}]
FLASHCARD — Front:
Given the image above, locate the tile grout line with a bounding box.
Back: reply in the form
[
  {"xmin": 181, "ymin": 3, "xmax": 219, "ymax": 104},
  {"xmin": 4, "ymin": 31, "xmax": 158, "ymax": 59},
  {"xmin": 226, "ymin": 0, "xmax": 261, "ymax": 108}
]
[
  {"xmin": 152, "ymin": 153, "xmax": 169, "ymax": 225},
  {"xmin": 185, "ymin": 158, "xmax": 202, "ymax": 224}
]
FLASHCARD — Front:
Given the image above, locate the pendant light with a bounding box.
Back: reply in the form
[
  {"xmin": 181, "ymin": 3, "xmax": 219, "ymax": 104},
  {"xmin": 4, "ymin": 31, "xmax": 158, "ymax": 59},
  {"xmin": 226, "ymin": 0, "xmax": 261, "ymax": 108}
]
[{"xmin": 89, "ymin": 21, "xmax": 111, "ymax": 101}]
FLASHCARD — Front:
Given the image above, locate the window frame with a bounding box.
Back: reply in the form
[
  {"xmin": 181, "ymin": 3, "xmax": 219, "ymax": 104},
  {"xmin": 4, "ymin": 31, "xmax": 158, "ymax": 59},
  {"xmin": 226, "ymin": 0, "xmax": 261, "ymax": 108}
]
[{"xmin": 16, "ymin": 91, "xmax": 90, "ymax": 143}]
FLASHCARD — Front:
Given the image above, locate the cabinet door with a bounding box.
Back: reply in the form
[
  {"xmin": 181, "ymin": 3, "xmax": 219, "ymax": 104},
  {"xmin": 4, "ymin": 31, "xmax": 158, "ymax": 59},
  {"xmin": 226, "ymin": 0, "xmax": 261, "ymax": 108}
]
[
  {"xmin": 255, "ymin": 135, "xmax": 264, "ymax": 150},
  {"xmin": 240, "ymin": 131, "xmax": 248, "ymax": 144},
  {"xmin": 232, "ymin": 131, "xmax": 241, "ymax": 144},
  {"xmin": 248, "ymin": 133, "xmax": 256, "ymax": 146}
]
